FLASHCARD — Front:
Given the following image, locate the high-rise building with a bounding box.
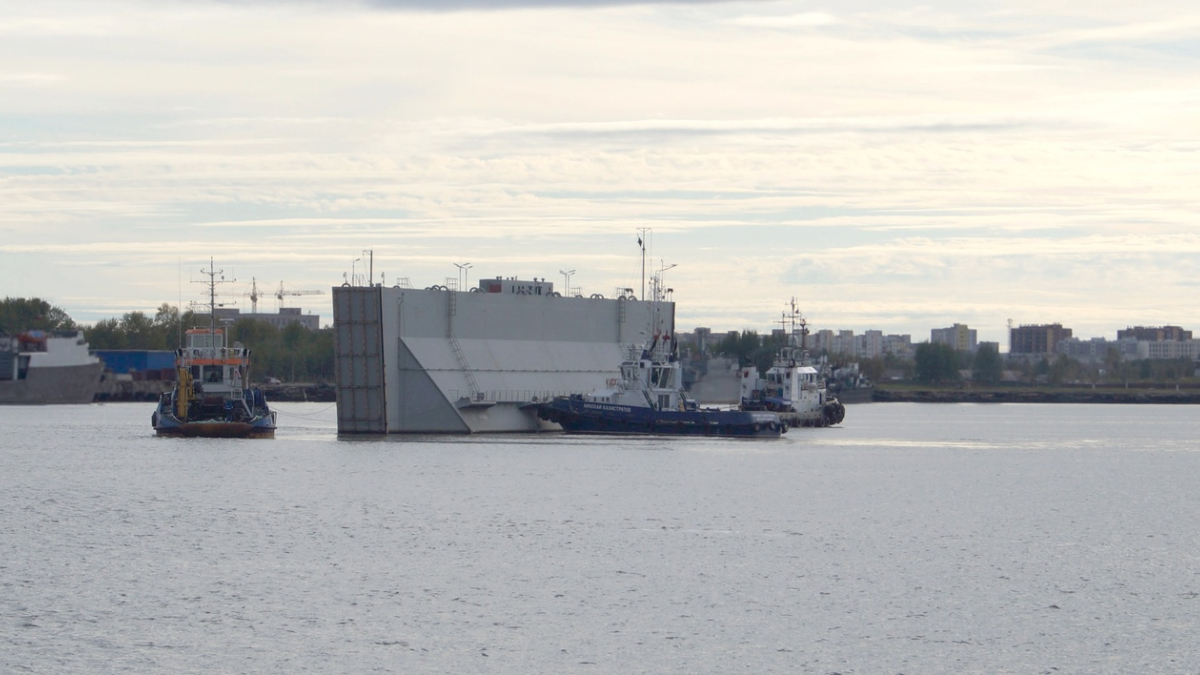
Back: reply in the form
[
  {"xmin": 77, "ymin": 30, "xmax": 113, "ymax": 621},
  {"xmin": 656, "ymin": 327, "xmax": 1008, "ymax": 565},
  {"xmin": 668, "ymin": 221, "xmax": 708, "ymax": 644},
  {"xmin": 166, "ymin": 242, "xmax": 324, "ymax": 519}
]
[
  {"xmin": 931, "ymin": 324, "xmax": 977, "ymax": 352},
  {"xmin": 1117, "ymin": 325, "xmax": 1192, "ymax": 342},
  {"xmin": 1010, "ymin": 323, "xmax": 1072, "ymax": 354}
]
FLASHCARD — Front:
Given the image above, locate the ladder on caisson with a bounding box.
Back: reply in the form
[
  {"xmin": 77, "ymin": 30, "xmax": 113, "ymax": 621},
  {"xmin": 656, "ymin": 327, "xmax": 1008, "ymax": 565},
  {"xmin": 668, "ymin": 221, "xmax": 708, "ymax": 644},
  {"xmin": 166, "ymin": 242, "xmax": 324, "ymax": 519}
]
[{"xmin": 447, "ymin": 291, "xmax": 481, "ymax": 400}]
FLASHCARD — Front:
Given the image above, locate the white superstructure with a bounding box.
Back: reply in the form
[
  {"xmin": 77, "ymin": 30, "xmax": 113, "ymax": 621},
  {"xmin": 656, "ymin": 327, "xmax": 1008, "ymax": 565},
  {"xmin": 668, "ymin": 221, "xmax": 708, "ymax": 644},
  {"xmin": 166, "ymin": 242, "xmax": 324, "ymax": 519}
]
[{"xmin": 333, "ymin": 279, "xmax": 675, "ymax": 433}]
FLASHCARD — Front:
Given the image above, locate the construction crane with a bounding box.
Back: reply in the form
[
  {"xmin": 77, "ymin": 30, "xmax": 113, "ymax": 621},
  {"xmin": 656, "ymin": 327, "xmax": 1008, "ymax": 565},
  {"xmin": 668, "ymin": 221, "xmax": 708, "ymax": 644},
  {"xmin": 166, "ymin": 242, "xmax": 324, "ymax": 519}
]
[
  {"xmin": 243, "ymin": 278, "xmax": 263, "ymax": 314},
  {"xmin": 275, "ymin": 281, "xmax": 324, "ymax": 310}
]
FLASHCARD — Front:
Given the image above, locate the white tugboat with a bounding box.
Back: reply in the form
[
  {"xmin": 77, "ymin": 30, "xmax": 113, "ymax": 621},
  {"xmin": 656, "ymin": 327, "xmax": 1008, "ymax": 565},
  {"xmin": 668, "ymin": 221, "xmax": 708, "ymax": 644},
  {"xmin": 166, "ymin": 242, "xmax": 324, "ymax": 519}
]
[{"xmin": 739, "ymin": 301, "xmax": 845, "ymax": 428}]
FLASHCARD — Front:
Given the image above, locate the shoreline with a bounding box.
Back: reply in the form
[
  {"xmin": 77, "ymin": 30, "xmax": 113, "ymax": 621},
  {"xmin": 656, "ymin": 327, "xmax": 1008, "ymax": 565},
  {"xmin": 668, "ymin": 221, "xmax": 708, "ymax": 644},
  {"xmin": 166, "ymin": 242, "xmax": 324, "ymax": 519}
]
[{"xmin": 872, "ymin": 387, "xmax": 1200, "ymax": 404}]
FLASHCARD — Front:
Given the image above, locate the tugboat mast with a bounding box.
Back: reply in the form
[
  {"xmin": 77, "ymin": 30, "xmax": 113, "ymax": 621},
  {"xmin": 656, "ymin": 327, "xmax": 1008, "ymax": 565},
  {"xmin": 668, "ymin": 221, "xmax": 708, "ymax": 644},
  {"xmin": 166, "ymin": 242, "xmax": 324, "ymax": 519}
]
[
  {"xmin": 192, "ymin": 257, "xmax": 236, "ymax": 354},
  {"xmin": 786, "ymin": 297, "xmax": 808, "ymax": 352},
  {"xmin": 637, "ymin": 227, "xmax": 650, "ymax": 300}
]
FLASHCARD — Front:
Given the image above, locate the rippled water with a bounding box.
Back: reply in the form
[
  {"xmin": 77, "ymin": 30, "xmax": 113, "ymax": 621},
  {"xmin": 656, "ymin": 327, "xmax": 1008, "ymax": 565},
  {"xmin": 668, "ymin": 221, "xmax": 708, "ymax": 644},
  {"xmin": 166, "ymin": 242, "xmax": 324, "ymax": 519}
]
[{"xmin": 3, "ymin": 402, "xmax": 1200, "ymax": 673}]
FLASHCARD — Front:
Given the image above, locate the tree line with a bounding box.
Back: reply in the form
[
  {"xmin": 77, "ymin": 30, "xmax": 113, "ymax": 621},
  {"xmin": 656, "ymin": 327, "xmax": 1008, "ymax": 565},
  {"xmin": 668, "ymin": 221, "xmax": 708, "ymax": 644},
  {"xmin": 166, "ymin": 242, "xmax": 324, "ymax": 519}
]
[
  {"xmin": 1, "ymin": 297, "xmax": 334, "ymax": 383},
  {"xmin": 908, "ymin": 342, "xmax": 1195, "ymax": 386},
  {"xmin": 0, "ymin": 297, "xmax": 78, "ymax": 333},
  {"xmin": 713, "ymin": 329, "xmax": 787, "ymax": 375},
  {"xmin": 710, "ymin": 327, "xmax": 1197, "ymax": 387}
]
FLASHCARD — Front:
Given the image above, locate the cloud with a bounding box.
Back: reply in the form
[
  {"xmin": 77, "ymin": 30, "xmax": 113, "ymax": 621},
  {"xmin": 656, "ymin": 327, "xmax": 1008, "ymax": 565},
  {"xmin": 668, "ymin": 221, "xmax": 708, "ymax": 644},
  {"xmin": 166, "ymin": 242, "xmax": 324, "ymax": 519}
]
[
  {"xmin": 474, "ymin": 114, "xmax": 1039, "ymax": 140},
  {"xmin": 0, "ymin": 16, "xmax": 125, "ymax": 36},
  {"xmin": 1029, "ymin": 16, "xmax": 1200, "ymax": 50},
  {"xmin": 0, "ymin": 72, "xmax": 66, "ymax": 85},
  {"xmin": 216, "ymin": 0, "xmax": 740, "ymax": 8},
  {"xmin": 368, "ymin": 0, "xmax": 741, "ymax": 7},
  {"xmin": 729, "ymin": 11, "xmax": 839, "ymax": 29},
  {"xmin": 3, "ymin": 0, "xmax": 1200, "ymax": 341}
]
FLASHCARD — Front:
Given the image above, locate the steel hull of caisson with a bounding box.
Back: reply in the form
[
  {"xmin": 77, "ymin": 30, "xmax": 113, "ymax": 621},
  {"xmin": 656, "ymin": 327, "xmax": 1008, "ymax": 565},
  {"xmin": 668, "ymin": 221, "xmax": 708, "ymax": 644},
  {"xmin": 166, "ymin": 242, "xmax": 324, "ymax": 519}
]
[
  {"xmin": 0, "ymin": 362, "xmax": 103, "ymax": 405},
  {"xmin": 537, "ymin": 398, "xmax": 784, "ymax": 438},
  {"xmin": 333, "ymin": 285, "xmax": 677, "ymax": 434}
]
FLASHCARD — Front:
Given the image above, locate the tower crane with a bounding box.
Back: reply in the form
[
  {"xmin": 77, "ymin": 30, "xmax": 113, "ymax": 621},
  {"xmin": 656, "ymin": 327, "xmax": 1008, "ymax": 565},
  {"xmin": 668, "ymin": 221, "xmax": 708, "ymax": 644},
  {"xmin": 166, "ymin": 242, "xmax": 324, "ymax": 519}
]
[
  {"xmin": 275, "ymin": 281, "xmax": 324, "ymax": 310},
  {"xmin": 243, "ymin": 278, "xmax": 263, "ymax": 314}
]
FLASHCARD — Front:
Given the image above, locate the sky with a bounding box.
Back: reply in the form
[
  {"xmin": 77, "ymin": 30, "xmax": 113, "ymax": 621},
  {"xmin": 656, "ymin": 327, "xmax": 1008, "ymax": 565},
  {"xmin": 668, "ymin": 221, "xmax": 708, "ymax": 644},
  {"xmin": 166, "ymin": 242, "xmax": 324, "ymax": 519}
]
[{"xmin": 1, "ymin": 0, "xmax": 1198, "ymax": 346}]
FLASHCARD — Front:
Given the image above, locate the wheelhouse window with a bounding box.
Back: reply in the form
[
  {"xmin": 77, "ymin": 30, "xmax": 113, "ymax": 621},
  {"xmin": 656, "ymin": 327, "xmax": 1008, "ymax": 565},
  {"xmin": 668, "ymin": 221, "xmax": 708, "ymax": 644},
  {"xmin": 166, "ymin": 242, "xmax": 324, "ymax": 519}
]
[
  {"xmin": 653, "ymin": 367, "xmax": 673, "ymax": 389},
  {"xmin": 187, "ymin": 332, "xmax": 224, "ymax": 349}
]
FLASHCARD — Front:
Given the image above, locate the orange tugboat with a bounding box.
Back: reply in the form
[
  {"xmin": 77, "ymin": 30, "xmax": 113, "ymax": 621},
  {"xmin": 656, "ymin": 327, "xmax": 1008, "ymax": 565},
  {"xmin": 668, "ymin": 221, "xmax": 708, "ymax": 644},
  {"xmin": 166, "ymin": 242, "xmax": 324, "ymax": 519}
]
[{"xmin": 151, "ymin": 260, "xmax": 276, "ymax": 438}]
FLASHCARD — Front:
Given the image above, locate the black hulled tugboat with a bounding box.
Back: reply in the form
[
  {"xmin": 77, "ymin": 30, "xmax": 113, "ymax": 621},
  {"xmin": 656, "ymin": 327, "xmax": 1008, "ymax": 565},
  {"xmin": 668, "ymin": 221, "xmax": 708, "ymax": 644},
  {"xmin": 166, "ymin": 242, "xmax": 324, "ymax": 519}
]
[{"xmin": 538, "ymin": 334, "xmax": 784, "ymax": 438}]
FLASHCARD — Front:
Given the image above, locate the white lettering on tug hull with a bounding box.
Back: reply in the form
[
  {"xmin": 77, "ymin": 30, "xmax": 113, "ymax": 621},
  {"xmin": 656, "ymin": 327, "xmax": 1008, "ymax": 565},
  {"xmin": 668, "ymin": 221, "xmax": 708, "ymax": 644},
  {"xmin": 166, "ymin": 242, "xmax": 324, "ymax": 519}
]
[{"xmin": 582, "ymin": 403, "xmax": 632, "ymax": 413}]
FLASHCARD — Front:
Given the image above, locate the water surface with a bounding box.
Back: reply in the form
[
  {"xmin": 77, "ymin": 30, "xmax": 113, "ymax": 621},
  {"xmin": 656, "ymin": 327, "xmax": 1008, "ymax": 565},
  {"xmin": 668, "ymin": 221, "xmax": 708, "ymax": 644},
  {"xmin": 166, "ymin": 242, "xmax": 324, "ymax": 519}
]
[{"xmin": 3, "ymin": 402, "xmax": 1199, "ymax": 673}]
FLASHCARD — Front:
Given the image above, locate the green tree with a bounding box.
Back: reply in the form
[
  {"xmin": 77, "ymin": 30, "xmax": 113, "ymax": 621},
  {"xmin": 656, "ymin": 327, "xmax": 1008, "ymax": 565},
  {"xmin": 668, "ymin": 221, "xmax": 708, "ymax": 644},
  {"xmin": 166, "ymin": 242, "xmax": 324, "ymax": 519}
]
[
  {"xmin": 1103, "ymin": 346, "xmax": 1122, "ymax": 379},
  {"xmin": 231, "ymin": 317, "xmax": 276, "ymax": 344},
  {"xmin": 306, "ymin": 329, "xmax": 335, "ymax": 381},
  {"xmin": 119, "ymin": 311, "xmax": 160, "ymax": 349},
  {"xmin": 972, "ymin": 344, "xmax": 1003, "ymax": 384},
  {"xmin": 1034, "ymin": 357, "xmax": 1051, "ymax": 378},
  {"xmin": 858, "ymin": 355, "xmax": 885, "ymax": 384},
  {"xmin": 752, "ymin": 332, "xmax": 786, "ymax": 375},
  {"xmin": 153, "ymin": 303, "xmax": 184, "ymax": 348},
  {"xmin": 914, "ymin": 342, "xmax": 959, "ymax": 384},
  {"xmin": 715, "ymin": 329, "xmax": 791, "ymax": 374},
  {"xmin": 225, "ymin": 318, "xmax": 333, "ymax": 383},
  {"xmin": 281, "ymin": 322, "xmax": 306, "ymax": 380},
  {"xmin": 231, "ymin": 318, "xmax": 280, "ymax": 381},
  {"xmin": 1138, "ymin": 359, "xmax": 1153, "ymax": 380},
  {"xmin": 717, "ymin": 330, "xmax": 762, "ymax": 369},
  {"xmin": 0, "ymin": 297, "xmax": 77, "ymax": 333},
  {"xmin": 1048, "ymin": 355, "xmax": 1076, "ymax": 385},
  {"xmin": 85, "ymin": 318, "xmax": 127, "ymax": 349}
]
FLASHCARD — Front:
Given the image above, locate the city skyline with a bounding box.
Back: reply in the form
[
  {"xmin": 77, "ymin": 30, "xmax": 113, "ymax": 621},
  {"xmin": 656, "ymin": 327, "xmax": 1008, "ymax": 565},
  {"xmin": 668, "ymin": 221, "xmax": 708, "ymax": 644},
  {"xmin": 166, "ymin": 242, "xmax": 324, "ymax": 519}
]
[{"xmin": 2, "ymin": 1, "xmax": 1198, "ymax": 346}]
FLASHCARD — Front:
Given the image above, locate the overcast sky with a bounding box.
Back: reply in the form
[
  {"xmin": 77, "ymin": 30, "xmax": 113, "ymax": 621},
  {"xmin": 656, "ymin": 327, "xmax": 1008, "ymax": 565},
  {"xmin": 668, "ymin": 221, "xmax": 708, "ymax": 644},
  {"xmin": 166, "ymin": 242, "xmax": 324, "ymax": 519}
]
[{"xmin": 2, "ymin": 0, "xmax": 1198, "ymax": 345}]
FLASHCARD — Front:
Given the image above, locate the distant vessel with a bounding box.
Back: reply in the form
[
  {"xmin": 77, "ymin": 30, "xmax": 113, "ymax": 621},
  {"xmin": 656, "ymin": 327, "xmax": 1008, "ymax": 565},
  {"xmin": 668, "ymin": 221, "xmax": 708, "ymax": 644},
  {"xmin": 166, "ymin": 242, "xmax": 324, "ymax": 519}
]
[
  {"xmin": 738, "ymin": 300, "xmax": 845, "ymax": 427},
  {"xmin": 0, "ymin": 330, "xmax": 103, "ymax": 405},
  {"xmin": 829, "ymin": 384, "xmax": 874, "ymax": 405},
  {"xmin": 151, "ymin": 260, "xmax": 276, "ymax": 438},
  {"xmin": 538, "ymin": 336, "xmax": 785, "ymax": 437},
  {"xmin": 739, "ymin": 344, "xmax": 845, "ymax": 427}
]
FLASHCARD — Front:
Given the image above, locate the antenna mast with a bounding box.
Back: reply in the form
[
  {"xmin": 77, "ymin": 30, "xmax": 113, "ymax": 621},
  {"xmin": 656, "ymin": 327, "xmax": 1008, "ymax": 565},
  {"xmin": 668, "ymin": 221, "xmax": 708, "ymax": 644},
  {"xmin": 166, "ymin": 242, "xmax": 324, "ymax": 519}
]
[
  {"xmin": 637, "ymin": 227, "xmax": 650, "ymax": 300},
  {"xmin": 191, "ymin": 257, "xmax": 236, "ymax": 350},
  {"xmin": 786, "ymin": 297, "xmax": 808, "ymax": 351}
]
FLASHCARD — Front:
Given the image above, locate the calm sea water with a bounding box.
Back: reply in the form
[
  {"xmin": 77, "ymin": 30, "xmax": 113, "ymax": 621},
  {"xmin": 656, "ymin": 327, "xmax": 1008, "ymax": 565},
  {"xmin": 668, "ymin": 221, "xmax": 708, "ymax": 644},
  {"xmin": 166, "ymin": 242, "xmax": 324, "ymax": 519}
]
[{"xmin": 3, "ymin": 402, "xmax": 1200, "ymax": 674}]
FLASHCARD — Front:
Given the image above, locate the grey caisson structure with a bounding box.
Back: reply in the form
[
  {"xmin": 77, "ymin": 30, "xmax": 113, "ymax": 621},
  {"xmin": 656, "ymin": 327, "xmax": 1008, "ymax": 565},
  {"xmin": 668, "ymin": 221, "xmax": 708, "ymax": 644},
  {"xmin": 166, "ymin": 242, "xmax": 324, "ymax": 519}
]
[{"xmin": 333, "ymin": 278, "xmax": 674, "ymax": 434}]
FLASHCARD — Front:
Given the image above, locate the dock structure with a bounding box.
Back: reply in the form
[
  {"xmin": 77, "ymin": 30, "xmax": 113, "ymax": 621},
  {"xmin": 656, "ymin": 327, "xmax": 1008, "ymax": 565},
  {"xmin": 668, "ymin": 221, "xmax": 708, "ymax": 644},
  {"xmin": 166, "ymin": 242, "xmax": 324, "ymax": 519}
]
[{"xmin": 333, "ymin": 280, "xmax": 674, "ymax": 434}]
